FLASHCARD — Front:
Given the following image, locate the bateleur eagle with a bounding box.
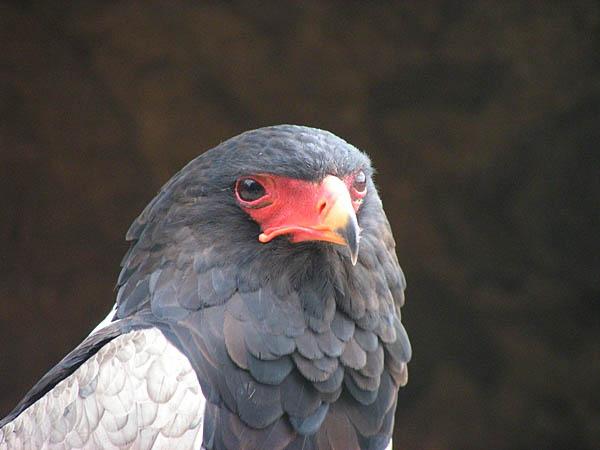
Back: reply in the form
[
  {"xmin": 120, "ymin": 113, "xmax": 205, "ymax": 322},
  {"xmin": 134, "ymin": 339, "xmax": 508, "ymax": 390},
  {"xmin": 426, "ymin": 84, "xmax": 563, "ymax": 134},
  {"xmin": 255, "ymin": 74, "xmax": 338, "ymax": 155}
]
[{"xmin": 0, "ymin": 125, "xmax": 411, "ymax": 450}]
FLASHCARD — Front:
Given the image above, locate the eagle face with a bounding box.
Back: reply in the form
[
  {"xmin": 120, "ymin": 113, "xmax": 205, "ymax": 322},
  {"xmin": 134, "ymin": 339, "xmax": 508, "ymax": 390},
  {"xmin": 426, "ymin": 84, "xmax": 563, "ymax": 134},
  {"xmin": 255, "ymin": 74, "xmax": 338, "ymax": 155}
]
[
  {"xmin": 235, "ymin": 172, "xmax": 363, "ymax": 265},
  {"xmin": 1, "ymin": 125, "xmax": 411, "ymax": 450},
  {"xmin": 129, "ymin": 125, "xmax": 373, "ymax": 259}
]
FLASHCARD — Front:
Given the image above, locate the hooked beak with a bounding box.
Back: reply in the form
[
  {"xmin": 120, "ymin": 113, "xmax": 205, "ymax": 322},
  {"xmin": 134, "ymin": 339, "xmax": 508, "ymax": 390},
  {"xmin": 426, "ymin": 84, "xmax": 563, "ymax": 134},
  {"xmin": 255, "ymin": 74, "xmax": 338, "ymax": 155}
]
[
  {"xmin": 335, "ymin": 214, "xmax": 360, "ymax": 266},
  {"xmin": 259, "ymin": 175, "xmax": 361, "ymax": 265}
]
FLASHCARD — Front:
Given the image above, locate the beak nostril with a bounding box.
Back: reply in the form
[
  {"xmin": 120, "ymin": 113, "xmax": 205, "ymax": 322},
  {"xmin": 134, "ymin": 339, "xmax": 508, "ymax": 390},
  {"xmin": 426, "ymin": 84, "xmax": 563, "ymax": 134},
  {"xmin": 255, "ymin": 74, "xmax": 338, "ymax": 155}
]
[{"xmin": 317, "ymin": 199, "xmax": 327, "ymax": 216}]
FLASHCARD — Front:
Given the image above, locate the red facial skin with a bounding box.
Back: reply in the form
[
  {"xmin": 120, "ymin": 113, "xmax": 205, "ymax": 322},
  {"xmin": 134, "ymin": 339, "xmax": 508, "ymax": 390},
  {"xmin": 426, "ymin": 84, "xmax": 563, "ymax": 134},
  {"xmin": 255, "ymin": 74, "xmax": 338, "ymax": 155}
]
[{"xmin": 235, "ymin": 173, "xmax": 366, "ymax": 246}]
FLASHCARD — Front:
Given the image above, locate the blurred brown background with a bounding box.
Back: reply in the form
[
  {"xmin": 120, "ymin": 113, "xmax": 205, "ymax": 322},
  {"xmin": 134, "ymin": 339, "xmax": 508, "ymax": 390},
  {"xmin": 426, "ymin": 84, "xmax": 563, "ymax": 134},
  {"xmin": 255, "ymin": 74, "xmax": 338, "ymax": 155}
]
[{"xmin": 1, "ymin": 1, "xmax": 599, "ymax": 449}]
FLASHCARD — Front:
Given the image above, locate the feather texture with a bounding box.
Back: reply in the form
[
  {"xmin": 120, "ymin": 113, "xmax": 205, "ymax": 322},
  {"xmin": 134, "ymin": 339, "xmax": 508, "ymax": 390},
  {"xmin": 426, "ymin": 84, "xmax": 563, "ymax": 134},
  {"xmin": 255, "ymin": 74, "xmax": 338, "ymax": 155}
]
[{"xmin": 0, "ymin": 328, "xmax": 205, "ymax": 450}]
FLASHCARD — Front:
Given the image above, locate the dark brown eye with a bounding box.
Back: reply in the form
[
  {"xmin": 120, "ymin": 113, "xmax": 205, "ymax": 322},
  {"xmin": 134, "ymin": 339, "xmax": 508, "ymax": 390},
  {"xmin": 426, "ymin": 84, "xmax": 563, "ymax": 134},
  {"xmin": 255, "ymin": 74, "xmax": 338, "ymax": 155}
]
[
  {"xmin": 353, "ymin": 171, "xmax": 367, "ymax": 193},
  {"xmin": 236, "ymin": 178, "xmax": 266, "ymax": 202}
]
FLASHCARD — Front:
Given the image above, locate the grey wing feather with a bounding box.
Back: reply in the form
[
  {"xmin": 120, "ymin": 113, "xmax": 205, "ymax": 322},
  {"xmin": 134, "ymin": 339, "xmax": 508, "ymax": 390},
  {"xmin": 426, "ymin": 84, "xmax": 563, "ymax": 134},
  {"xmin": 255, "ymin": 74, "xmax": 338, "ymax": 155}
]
[{"xmin": 0, "ymin": 328, "xmax": 205, "ymax": 450}]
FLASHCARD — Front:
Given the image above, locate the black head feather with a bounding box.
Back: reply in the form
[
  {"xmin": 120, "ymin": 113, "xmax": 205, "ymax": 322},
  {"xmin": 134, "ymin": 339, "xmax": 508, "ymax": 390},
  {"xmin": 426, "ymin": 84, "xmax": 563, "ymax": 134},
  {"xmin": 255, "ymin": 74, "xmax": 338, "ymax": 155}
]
[{"xmin": 122, "ymin": 125, "xmax": 380, "ymax": 291}]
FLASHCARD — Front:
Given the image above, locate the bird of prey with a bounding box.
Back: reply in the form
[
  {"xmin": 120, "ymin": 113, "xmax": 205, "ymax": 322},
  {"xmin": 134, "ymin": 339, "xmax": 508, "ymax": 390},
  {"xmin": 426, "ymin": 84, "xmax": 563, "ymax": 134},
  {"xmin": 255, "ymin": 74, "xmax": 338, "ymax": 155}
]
[{"xmin": 0, "ymin": 125, "xmax": 411, "ymax": 449}]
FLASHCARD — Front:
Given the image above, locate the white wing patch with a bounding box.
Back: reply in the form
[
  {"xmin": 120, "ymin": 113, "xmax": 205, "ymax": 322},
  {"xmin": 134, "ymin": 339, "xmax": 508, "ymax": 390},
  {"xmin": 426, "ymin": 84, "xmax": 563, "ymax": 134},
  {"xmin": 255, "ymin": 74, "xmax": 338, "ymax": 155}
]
[
  {"xmin": 0, "ymin": 328, "xmax": 206, "ymax": 450},
  {"xmin": 88, "ymin": 303, "xmax": 118, "ymax": 336}
]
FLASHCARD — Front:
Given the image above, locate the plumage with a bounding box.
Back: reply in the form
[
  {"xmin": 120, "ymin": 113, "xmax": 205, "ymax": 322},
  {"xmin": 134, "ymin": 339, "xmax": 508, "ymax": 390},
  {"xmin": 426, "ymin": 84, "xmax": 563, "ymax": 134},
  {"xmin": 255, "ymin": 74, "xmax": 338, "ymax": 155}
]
[
  {"xmin": 340, "ymin": 338, "xmax": 368, "ymax": 370},
  {"xmin": 312, "ymin": 365, "xmax": 345, "ymax": 394},
  {"xmin": 316, "ymin": 329, "xmax": 345, "ymax": 358},
  {"xmin": 354, "ymin": 328, "xmax": 379, "ymax": 353},
  {"xmin": 0, "ymin": 328, "xmax": 205, "ymax": 450},
  {"xmin": 280, "ymin": 371, "xmax": 322, "ymax": 418},
  {"xmin": 246, "ymin": 353, "xmax": 295, "ymax": 386},
  {"xmin": 295, "ymin": 332, "xmax": 324, "ymax": 360},
  {"xmin": 289, "ymin": 402, "xmax": 329, "ymax": 435},
  {"xmin": 1, "ymin": 125, "xmax": 411, "ymax": 449},
  {"xmin": 330, "ymin": 311, "xmax": 356, "ymax": 342}
]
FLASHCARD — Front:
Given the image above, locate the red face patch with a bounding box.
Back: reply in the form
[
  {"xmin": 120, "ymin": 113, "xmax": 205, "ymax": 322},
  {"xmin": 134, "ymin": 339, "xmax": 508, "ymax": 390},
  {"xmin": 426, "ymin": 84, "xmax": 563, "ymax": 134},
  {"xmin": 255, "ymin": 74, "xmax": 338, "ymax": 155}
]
[{"xmin": 235, "ymin": 172, "xmax": 365, "ymax": 250}]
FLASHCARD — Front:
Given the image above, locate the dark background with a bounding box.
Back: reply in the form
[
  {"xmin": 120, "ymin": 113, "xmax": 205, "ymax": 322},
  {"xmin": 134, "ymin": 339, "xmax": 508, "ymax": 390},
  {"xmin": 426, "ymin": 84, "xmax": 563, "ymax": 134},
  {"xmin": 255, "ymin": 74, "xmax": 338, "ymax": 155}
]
[{"xmin": 1, "ymin": 1, "xmax": 599, "ymax": 449}]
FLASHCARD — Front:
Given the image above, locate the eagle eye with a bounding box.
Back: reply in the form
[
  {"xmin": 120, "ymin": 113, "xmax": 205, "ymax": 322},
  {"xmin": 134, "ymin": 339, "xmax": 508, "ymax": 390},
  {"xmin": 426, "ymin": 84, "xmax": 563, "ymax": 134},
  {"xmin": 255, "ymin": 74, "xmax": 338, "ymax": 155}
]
[
  {"xmin": 236, "ymin": 178, "xmax": 267, "ymax": 203},
  {"xmin": 352, "ymin": 170, "xmax": 367, "ymax": 194}
]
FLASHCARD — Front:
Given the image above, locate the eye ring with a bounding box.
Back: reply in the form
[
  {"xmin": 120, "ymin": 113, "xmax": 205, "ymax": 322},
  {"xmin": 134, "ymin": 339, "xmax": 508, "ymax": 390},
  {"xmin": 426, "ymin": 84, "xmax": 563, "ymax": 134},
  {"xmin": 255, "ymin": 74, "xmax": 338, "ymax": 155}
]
[
  {"xmin": 352, "ymin": 170, "xmax": 367, "ymax": 195},
  {"xmin": 235, "ymin": 178, "xmax": 267, "ymax": 203}
]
